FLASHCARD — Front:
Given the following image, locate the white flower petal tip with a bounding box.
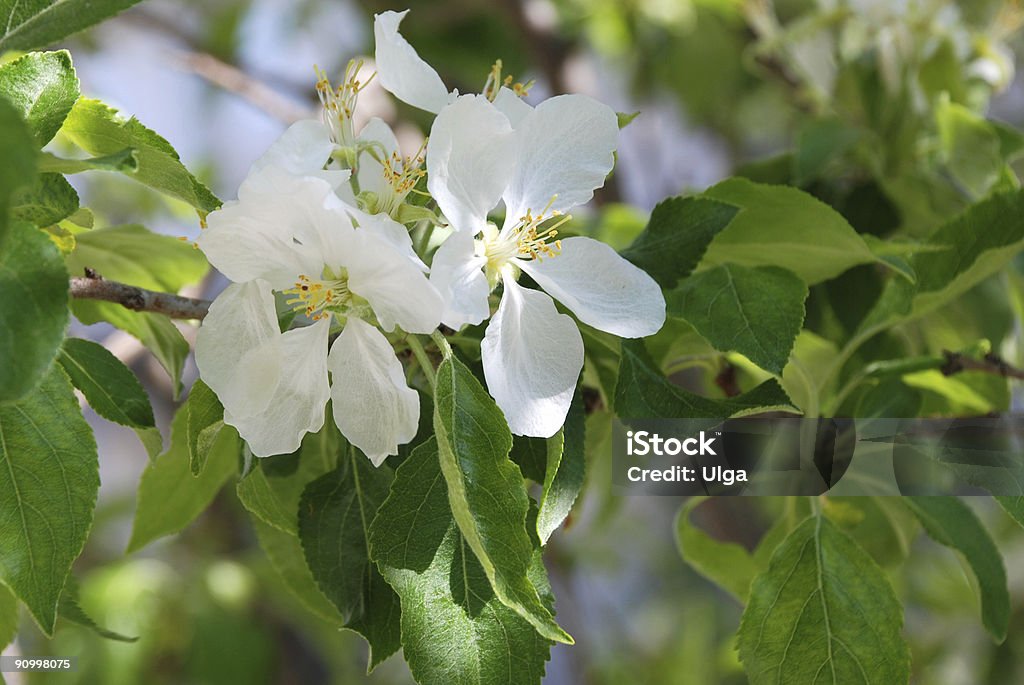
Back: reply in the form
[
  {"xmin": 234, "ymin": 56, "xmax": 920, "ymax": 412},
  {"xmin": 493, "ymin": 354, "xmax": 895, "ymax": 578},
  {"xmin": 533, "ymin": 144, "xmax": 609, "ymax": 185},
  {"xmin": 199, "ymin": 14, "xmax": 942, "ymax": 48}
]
[
  {"xmin": 249, "ymin": 119, "xmax": 340, "ymax": 183},
  {"xmin": 521, "ymin": 236, "xmax": 666, "ymax": 338},
  {"xmin": 329, "ymin": 318, "xmax": 420, "ymax": 465},
  {"xmin": 197, "ymin": 283, "xmax": 331, "ymax": 458},
  {"xmin": 427, "ymin": 94, "xmax": 518, "ymax": 234},
  {"xmin": 481, "ymin": 278, "xmax": 584, "ymax": 438},
  {"xmin": 225, "ymin": 319, "xmax": 332, "ymax": 457},
  {"xmin": 503, "ymin": 93, "xmax": 619, "ymax": 222},
  {"xmin": 373, "ymin": 10, "xmax": 451, "ymax": 113},
  {"xmin": 226, "ymin": 317, "xmax": 329, "ymax": 456}
]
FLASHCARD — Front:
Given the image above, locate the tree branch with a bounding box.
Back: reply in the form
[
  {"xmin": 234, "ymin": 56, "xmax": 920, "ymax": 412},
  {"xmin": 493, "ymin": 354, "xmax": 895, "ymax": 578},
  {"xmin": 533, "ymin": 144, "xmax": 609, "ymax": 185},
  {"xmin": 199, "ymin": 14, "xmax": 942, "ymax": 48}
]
[
  {"xmin": 941, "ymin": 350, "xmax": 1024, "ymax": 381},
  {"xmin": 70, "ymin": 271, "xmax": 210, "ymax": 320}
]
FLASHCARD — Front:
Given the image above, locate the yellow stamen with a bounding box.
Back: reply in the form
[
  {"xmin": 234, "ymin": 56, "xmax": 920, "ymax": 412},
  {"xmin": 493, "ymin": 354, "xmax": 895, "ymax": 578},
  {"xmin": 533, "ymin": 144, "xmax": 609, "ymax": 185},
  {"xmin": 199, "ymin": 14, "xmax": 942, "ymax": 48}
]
[
  {"xmin": 483, "ymin": 59, "xmax": 534, "ymax": 101},
  {"xmin": 315, "ymin": 60, "xmax": 376, "ymax": 146},
  {"xmin": 513, "ymin": 196, "xmax": 570, "ymax": 261},
  {"xmin": 282, "ymin": 274, "xmax": 351, "ymax": 321}
]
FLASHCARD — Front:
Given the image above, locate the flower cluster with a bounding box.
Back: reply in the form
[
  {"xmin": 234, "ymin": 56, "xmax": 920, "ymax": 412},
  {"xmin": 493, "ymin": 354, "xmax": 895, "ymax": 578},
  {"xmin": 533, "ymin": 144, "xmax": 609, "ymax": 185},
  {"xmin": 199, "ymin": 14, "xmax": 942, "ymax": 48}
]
[{"xmin": 196, "ymin": 9, "xmax": 665, "ymax": 463}]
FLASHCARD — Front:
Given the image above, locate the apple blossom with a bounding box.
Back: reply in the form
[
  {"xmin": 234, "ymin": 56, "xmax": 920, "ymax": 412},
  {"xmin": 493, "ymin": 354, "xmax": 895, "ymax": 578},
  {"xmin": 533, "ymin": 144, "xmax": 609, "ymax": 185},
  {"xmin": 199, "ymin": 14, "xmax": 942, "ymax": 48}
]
[
  {"xmin": 426, "ymin": 94, "xmax": 666, "ymax": 437},
  {"xmin": 195, "ymin": 135, "xmax": 442, "ymax": 463}
]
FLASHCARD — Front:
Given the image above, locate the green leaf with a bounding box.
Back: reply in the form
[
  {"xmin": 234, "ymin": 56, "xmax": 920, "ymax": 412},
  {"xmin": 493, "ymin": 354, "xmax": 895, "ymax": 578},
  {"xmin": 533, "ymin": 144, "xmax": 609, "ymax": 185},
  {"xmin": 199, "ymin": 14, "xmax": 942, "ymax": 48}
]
[
  {"xmin": 61, "ymin": 99, "xmax": 220, "ymax": 213},
  {"xmin": 621, "ymin": 196, "xmax": 739, "ymax": 289},
  {"xmin": 250, "ymin": 517, "xmax": 344, "ymax": 625},
  {"xmin": 794, "ymin": 116, "xmax": 860, "ymax": 184},
  {"xmin": 615, "ymin": 340, "xmax": 795, "ymax": 419},
  {"xmin": 903, "ymin": 497, "xmax": 1009, "ymax": 642},
  {"xmin": 237, "ymin": 424, "xmax": 341, "ymax": 536},
  {"xmin": 738, "ymin": 516, "xmax": 910, "ymax": 684},
  {"xmin": 434, "ymin": 355, "xmax": 572, "ymax": 644},
  {"xmin": 66, "ymin": 224, "xmax": 208, "ymax": 395},
  {"xmin": 0, "ymin": 96, "xmax": 37, "ymax": 242},
  {"xmin": 701, "ymin": 178, "xmax": 879, "ymax": 284},
  {"xmin": 242, "ymin": 427, "xmax": 345, "ymax": 625},
  {"xmin": 11, "ymin": 172, "xmax": 78, "ymax": 225},
  {"xmin": 857, "ymin": 190, "xmax": 1024, "ymax": 340},
  {"xmin": 59, "ymin": 579, "xmax": 136, "ymax": 642},
  {"xmin": 936, "ymin": 97, "xmax": 1003, "ymax": 198},
  {"xmin": 67, "ymin": 223, "xmax": 207, "ymax": 292},
  {"xmin": 509, "ymin": 435, "xmax": 547, "ymax": 484},
  {"xmin": 668, "ymin": 264, "xmax": 807, "ymax": 374},
  {"xmin": 369, "ymin": 438, "xmax": 451, "ymax": 572},
  {"xmin": 536, "ymin": 393, "xmax": 585, "ymax": 545},
  {"xmin": 0, "ymin": 366, "xmax": 98, "ymax": 634},
  {"xmin": 0, "ymin": 583, "xmax": 16, "ymax": 650},
  {"xmin": 674, "ymin": 497, "xmax": 758, "ymax": 602},
  {"xmin": 57, "ymin": 337, "xmax": 154, "ymax": 429},
  {"xmin": 299, "ymin": 453, "xmax": 401, "ymax": 670},
  {"xmin": 0, "ymin": 1, "xmax": 149, "ymax": 61},
  {"xmin": 79, "ymin": 306, "xmax": 191, "ymax": 398},
  {"xmin": 995, "ymin": 496, "xmax": 1024, "ymax": 528},
  {"xmin": 185, "ymin": 379, "xmax": 224, "ymax": 476},
  {"xmin": 127, "ymin": 405, "xmax": 238, "ymax": 553},
  {"xmin": 0, "ymin": 221, "xmax": 69, "ymax": 402},
  {"xmin": 38, "ymin": 148, "xmax": 139, "ymax": 174},
  {"xmin": 381, "ymin": 524, "xmax": 552, "ymax": 685},
  {"xmin": 823, "ymin": 497, "xmax": 919, "ymax": 568},
  {"xmin": 0, "ymin": 50, "xmax": 78, "ymax": 146},
  {"xmin": 616, "ymin": 111, "xmax": 640, "ymax": 128},
  {"xmin": 908, "ymin": 190, "xmax": 1024, "ymax": 317}
]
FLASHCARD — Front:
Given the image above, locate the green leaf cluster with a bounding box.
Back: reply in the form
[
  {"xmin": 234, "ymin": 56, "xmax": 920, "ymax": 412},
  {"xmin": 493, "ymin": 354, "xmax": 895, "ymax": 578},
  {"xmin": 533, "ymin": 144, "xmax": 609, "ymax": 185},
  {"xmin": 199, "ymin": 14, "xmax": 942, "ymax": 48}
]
[{"xmin": 0, "ymin": 16, "xmax": 219, "ymax": 643}]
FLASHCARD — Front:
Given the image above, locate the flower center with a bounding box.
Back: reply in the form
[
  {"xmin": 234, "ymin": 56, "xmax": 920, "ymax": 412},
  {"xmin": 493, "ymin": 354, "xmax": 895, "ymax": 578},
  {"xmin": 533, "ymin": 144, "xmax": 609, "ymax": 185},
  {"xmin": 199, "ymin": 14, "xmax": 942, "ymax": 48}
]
[
  {"xmin": 316, "ymin": 60, "xmax": 375, "ymax": 148},
  {"xmin": 283, "ymin": 273, "xmax": 351, "ymax": 321},
  {"xmin": 479, "ymin": 196, "xmax": 570, "ymax": 285},
  {"xmin": 368, "ymin": 139, "xmax": 427, "ymax": 217}
]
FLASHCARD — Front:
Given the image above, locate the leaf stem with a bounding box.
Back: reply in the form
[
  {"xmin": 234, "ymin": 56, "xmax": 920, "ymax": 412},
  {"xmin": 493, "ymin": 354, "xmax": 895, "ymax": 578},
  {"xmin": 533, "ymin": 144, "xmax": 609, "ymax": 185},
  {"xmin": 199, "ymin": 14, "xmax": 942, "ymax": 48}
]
[
  {"xmin": 431, "ymin": 330, "xmax": 453, "ymax": 360},
  {"xmin": 406, "ymin": 335, "xmax": 436, "ymax": 389},
  {"xmin": 414, "ymin": 220, "xmax": 436, "ymax": 257}
]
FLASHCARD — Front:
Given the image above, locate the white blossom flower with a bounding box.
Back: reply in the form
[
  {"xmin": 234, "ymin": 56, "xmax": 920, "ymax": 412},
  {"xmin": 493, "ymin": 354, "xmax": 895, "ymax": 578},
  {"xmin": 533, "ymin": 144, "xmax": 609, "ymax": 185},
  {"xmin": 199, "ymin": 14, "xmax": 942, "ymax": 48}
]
[
  {"xmin": 426, "ymin": 95, "xmax": 666, "ymax": 437},
  {"xmin": 196, "ymin": 134, "xmax": 443, "ymax": 463}
]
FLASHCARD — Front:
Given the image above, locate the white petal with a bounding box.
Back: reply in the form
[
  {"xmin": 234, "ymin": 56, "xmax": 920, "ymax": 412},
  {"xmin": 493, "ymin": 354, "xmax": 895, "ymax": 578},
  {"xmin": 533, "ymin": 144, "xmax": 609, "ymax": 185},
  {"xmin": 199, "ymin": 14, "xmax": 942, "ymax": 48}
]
[
  {"xmin": 374, "ymin": 10, "xmax": 451, "ymax": 113},
  {"xmin": 519, "ymin": 236, "xmax": 665, "ymax": 338},
  {"xmin": 225, "ymin": 319, "xmax": 331, "ymax": 457},
  {"xmin": 429, "ymin": 230, "xmax": 491, "ymax": 329},
  {"xmin": 492, "ymin": 86, "xmax": 533, "ymax": 128},
  {"xmin": 199, "ymin": 198, "xmax": 317, "ymax": 289},
  {"xmin": 195, "ymin": 280, "xmax": 282, "ymax": 419},
  {"xmin": 427, "ymin": 94, "xmax": 517, "ymax": 234},
  {"xmin": 199, "ymin": 175, "xmax": 349, "ymax": 289},
  {"xmin": 328, "ymin": 318, "xmax": 419, "ymax": 465},
  {"xmin": 481, "ymin": 277, "xmax": 583, "ymax": 438},
  {"xmin": 248, "ymin": 119, "xmax": 341, "ymax": 183},
  {"xmin": 355, "ymin": 211, "xmax": 427, "ymax": 271},
  {"xmin": 502, "ymin": 94, "xmax": 618, "ymax": 224},
  {"xmin": 344, "ymin": 228, "xmax": 444, "ymax": 333}
]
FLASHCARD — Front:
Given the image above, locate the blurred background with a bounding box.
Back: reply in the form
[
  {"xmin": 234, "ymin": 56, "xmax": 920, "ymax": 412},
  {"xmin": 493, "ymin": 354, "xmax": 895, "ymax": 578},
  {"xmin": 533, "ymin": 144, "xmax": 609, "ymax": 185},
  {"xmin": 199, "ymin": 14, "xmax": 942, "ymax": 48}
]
[{"xmin": 6, "ymin": 0, "xmax": 1024, "ymax": 682}]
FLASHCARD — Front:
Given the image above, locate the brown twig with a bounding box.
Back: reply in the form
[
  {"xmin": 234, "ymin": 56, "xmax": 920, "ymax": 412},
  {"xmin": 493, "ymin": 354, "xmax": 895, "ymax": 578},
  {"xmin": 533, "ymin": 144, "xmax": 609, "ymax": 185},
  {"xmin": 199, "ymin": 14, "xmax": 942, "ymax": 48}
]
[
  {"xmin": 70, "ymin": 270, "xmax": 210, "ymax": 320},
  {"xmin": 940, "ymin": 350, "xmax": 1024, "ymax": 381},
  {"xmin": 172, "ymin": 50, "xmax": 312, "ymax": 124}
]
